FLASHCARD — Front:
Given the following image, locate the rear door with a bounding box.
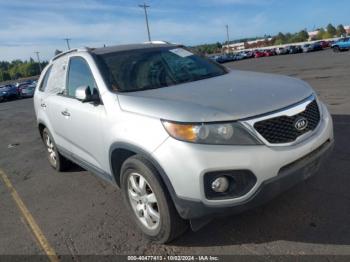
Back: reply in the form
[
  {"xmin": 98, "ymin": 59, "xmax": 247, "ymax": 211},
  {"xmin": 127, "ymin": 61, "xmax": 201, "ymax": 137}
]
[
  {"xmin": 34, "ymin": 65, "xmax": 52, "ymax": 117},
  {"xmin": 44, "ymin": 56, "xmax": 73, "ymax": 152},
  {"xmin": 35, "ymin": 63, "xmax": 71, "ymax": 153}
]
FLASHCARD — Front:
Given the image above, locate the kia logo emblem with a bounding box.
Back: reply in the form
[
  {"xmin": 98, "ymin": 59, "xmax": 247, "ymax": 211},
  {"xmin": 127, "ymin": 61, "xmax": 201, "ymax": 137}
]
[{"xmin": 294, "ymin": 117, "xmax": 308, "ymax": 131}]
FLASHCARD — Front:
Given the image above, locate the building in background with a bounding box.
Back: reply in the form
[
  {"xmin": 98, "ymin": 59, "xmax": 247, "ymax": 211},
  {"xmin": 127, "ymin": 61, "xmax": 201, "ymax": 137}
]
[
  {"xmin": 223, "ymin": 38, "xmax": 273, "ymax": 53},
  {"xmin": 308, "ymin": 30, "xmax": 320, "ymax": 40},
  {"xmin": 345, "ymin": 25, "xmax": 350, "ymax": 35}
]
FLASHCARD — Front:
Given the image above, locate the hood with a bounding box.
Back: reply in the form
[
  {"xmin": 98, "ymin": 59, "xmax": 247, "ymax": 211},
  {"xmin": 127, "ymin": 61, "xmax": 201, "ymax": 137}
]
[
  {"xmin": 0, "ymin": 86, "xmax": 10, "ymax": 91},
  {"xmin": 0, "ymin": 86, "xmax": 15, "ymax": 91},
  {"xmin": 117, "ymin": 70, "xmax": 314, "ymax": 122}
]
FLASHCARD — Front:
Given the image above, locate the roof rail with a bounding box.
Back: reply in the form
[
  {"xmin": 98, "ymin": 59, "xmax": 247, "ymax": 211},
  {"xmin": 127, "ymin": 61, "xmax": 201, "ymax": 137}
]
[
  {"xmin": 143, "ymin": 40, "xmax": 172, "ymax": 44},
  {"xmin": 50, "ymin": 49, "xmax": 78, "ymax": 62},
  {"xmin": 50, "ymin": 47, "xmax": 92, "ymax": 62}
]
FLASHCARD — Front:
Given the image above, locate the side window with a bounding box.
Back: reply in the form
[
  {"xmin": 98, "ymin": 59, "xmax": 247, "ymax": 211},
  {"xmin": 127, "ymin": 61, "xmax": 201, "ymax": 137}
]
[
  {"xmin": 67, "ymin": 57, "xmax": 97, "ymax": 97},
  {"xmin": 39, "ymin": 65, "xmax": 52, "ymax": 92}
]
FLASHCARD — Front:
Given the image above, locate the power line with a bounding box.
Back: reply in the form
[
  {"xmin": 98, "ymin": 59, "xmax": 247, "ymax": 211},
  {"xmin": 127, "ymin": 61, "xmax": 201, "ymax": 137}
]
[
  {"xmin": 63, "ymin": 38, "xmax": 71, "ymax": 50},
  {"xmin": 34, "ymin": 51, "xmax": 42, "ymax": 73},
  {"xmin": 138, "ymin": 3, "xmax": 151, "ymax": 42}
]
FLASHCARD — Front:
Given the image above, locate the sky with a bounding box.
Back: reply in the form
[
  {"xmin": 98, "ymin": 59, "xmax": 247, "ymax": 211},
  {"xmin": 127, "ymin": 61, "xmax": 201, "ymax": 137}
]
[{"xmin": 0, "ymin": 0, "xmax": 349, "ymax": 61}]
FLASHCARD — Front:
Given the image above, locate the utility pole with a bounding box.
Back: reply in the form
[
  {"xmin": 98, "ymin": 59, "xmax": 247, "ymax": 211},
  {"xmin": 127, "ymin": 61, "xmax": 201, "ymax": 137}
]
[
  {"xmin": 225, "ymin": 24, "xmax": 230, "ymax": 53},
  {"xmin": 34, "ymin": 51, "xmax": 42, "ymax": 73},
  {"xmin": 225, "ymin": 24, "xmax": 230, "ymax": 44},
  {"xmin": 138, "ymin": 3, "xmax": 151, "ymax": 42},
  {"xmin": 63, "ymin": 38, "xmax": 71, "ymax": 50}
]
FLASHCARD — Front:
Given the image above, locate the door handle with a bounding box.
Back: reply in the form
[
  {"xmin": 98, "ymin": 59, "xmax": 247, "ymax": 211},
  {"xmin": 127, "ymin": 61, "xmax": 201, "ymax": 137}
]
[
  {"xmin": 40, "ymin": 103, "xmax": 47, "ymax": 108},
  {"xmin": 61, "ymin": 110, "xmax": 70, "ymax": 117}
]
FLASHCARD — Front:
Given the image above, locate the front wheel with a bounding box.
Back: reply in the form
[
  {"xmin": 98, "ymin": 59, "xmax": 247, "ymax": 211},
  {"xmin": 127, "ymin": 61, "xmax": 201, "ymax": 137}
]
[
  {"xmin": 42, "ymin": 128, "xmax": 70, "ymax": 171},
  {"xmin": 121, "ymin": 155, "xmax": 188, "ymax": 243}
]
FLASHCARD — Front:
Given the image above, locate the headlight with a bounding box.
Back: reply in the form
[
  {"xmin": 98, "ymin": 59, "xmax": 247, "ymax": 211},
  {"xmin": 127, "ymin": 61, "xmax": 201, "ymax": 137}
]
[{"xmin": 162, "ymin": 120, "xmax": 261, "ymax": 145}]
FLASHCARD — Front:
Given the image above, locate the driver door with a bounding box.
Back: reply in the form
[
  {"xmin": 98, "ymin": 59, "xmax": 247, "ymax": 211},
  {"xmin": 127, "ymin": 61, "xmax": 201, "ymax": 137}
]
[{"xmin": 59, "ymin": 56, "xmax": 106, "ymax": 171}]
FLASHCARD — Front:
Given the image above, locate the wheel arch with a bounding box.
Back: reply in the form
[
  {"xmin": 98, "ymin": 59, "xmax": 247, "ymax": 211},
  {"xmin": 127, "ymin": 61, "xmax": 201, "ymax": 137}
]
[
  {"xmin": 109, "ymin": 143, "xmax": 171, "ymax": 188},
  {"xmin": 109, "ymin": 142, "xmax": 183, "ymax": 215},
  {"xmin": 38, "ymin": 121, "xmax": 47, "ymax": 139}
]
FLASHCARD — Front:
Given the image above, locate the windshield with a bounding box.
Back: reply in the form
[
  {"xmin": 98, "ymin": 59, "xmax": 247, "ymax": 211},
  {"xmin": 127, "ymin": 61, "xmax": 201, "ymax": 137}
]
[{"xmin": 95, "ymin": 46, "xmax": 227, "ymax": 92}]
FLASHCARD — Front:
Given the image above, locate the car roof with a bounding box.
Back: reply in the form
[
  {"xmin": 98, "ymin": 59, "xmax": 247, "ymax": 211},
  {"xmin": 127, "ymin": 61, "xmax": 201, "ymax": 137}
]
[
  {"xmin": 91, "ymin": 43, "xmax": 179, "ymax": 55},
  {"xmin": 51, "ymin": 42, "xmax": 181, "ymax": 63}
]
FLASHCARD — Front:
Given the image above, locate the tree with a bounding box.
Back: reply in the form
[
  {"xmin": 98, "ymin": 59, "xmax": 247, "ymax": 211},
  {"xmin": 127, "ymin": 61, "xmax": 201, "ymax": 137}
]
[
  {"xmin": 336, "ymin": 24, "xmax": 346, "ymax": 37},
  {"xmin": 297, "ymin": 30, "xmax": 309, "ymax": 42},
  {"xmin": 0, "ymin": 71, "xmax": 11, "ymax": 81},
  {"xmin": 0, "ymin": 59, "xmax": 48, "ymax": 83},
  {"xmin": 277, "ymin": 32, "xmax": 286, "ymax": 41},
  {"xmin": 326, "ymin": 23, "xmax": 337, "ymax": 37},
  {"xmin": 3, "ymin": 71, "xmax": 11, "ymax": 81},
  {"xmin": 316, "ymin": 28, "xmax": 326, "ymax": 40},
  {"xmin": 273, "ymin": 32, "xmax": 286, "ymax": 45}
]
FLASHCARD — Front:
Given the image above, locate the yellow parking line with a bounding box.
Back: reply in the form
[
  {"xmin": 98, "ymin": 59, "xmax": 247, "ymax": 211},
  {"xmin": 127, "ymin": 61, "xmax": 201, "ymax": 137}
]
[{"xmin": 0, "ymin": 169, "xmax": 59, "ymax": 262}]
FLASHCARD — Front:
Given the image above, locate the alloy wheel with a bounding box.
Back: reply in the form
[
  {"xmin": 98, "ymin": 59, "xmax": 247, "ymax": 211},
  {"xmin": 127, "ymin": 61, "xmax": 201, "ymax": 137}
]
[
  {"xmin": 45, "ymin": 133, "xmax": 57, "ymax": 167},
  {"xmin": 127, "ymin": 172, "xmax": 160, "ymax": 231}
]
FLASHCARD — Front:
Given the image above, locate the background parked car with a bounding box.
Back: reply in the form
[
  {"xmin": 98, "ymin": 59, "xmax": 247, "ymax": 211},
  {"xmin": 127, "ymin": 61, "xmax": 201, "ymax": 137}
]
[
  {"xmin": 254, "ymin": 50, "xmax": 265, "ymax": 58},
  {"xmin": 19, "ymin": 84, "xmax": 36, "ymax": 98},
  {"xmin": 0, "ymin": 85, "xmax": 19, "ymax": 100},
  {"xmin": 215, "ymin": 54, "xmax": 230, "ymax": 63},
  {"xmin": 302, "ymin": 44, "xmax": 312, "ymax": 52},
  {"xmin": 0, "ymin": 91, "xmax": 5, "ymax": 102},
  {"xmin": 263, "ymin": 49, "xmax": 275, "ymax": 56},
  {"xmin": 275, "ymin": 47, "xmax": 289, "ymax": 55},
  {"xmin": 302, "ymin": 42, "xmax": 323, "ymax": 53},
  {"xmin": 15, "ymin": 80, "xmax": 31, "ymax": 88},
  {"xmin": 16, "ymin": 83, "xmax": 30, "ymax": 94},
  {"xmin": 241, "ymin": 51, "xmax": 254, "ymax": 58},
  {"xmin": 208, "ymin": 55, "xmax": 220, "ymax": 62},
  {"xmin": 332, "ymin": 37, "xmax": 350, "ymax": 52},
  {"xmin": 318, "ymin": 40, "xmax": 331, "ymax": 49},
  {"xmin": 311, "ymin": 42, "xmax": 323, "ymax": 51},
  {"xmin": 287, "ymin": 45, "xmax": 303, "ymax": 54},
  {"xmin": 233, "ymin": 53, "xmax": 245, "ymax": 61}
]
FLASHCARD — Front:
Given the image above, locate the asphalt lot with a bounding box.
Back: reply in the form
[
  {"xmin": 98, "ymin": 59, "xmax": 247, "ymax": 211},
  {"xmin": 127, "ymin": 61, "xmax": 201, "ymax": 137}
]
[{"xmin": 0, "ymin": 49, "xmax": 349, "ymax": 258}]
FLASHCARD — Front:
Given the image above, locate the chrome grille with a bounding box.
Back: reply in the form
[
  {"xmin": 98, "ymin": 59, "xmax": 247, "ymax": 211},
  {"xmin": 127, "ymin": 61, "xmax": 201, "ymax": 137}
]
[{"xmin": 253, "ymin": 100, "xmax": 320, "ymax": 144}]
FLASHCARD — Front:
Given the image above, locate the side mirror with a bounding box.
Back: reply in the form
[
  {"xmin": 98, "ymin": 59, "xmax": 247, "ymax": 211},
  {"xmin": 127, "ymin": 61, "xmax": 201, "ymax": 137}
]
[
  {"xmin": 75, "ymin": 86, "xmax": 92, "ymax": 102},
  {"xmin": 75, "ymin": 86, "xmax": 101, "ymax": 105}
]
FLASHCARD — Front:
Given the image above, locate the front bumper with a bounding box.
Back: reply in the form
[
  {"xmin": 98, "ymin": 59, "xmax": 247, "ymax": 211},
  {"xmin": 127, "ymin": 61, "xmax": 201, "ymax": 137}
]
[
  {"xmin": 152, "ymin": 101, "xmax": 334, "ymax": 219},
  {"xmin": 1, "ymin": 92, "xmax": 17, "ymax": 98},
  {"xmin": 20, "ymin": 92, "xmax": 34, "ymax": 97},
  {"xmin": 172, "ymin": 138, "xmax": 333, "ymax": 219}
]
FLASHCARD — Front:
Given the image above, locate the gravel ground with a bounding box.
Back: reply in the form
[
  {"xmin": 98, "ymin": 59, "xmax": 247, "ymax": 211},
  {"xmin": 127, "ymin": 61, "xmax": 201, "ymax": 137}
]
[{"xmin": 0, "ymin": 49, "xmax": 349, "ymax": 259}]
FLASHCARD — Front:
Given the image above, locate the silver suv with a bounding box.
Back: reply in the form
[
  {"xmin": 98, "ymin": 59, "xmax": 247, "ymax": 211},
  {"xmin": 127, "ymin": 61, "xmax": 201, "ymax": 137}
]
[{"xmin": 34, "ymin": 43, "xmax": 334, "ymax": 243}]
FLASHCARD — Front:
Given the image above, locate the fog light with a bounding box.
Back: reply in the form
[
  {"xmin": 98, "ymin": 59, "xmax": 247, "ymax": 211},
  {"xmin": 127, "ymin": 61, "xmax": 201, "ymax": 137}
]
[{"xmin": 211, "ymin": 176, "xmax": 229, "ymax": 193}]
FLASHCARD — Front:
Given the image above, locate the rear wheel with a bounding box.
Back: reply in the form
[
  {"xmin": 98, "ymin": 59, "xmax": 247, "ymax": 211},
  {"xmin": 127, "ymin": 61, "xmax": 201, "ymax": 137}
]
[
  {"xmin": 42, "ymin": 128, "xmax": 70, "ymax": 171},
  {"xmin": 333, "ymin": 46, "xmax": 340, "ymax": 52},
  {"xmin": 121, "ymin": 155, "xmax": 188, "ymax": 243}
]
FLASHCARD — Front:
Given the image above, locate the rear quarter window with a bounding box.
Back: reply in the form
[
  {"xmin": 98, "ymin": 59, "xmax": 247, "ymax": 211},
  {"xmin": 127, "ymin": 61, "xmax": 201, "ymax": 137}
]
[
  {"xmin": 38, "ymin": 65, "xmax": 52, "ymax": 92},
  {"xmin": 46, "ymin": 56, "xmax": 69, "ymax": 94}
]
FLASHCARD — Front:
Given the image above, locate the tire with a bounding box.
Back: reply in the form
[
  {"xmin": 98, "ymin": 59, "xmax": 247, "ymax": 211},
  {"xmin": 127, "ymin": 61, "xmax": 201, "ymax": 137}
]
[
  {"xmin": 333, "ymin": 46, "xmax": 340, "ymax": 52},
  {"xmin": 42, "ymin": 128, "xmax": 71, "ymax": 171},
  {"xmin": 121, "ymin": 155, "xmax": 188, "ymax": 243}
]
